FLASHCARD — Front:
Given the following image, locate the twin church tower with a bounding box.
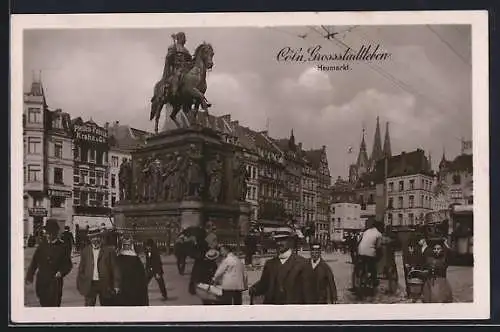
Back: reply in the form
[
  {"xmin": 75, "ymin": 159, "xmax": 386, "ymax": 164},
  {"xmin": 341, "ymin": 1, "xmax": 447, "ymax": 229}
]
[{"xmin": 349, "ymin": 116, "xmax": 392, "ymax": 184}]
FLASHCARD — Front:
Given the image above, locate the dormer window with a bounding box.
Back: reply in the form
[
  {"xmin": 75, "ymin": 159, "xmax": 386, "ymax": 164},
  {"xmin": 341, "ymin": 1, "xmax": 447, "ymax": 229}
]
[{"xmin": 53, "ymin": 116, "xmax": 63, "ymax": 129}]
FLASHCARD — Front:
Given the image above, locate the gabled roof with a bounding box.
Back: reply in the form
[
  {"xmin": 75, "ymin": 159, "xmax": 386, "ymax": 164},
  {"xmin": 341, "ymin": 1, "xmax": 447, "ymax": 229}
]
[{"xmin": 108, "ymin": 124, "xmax": 150, "ymax": 151}]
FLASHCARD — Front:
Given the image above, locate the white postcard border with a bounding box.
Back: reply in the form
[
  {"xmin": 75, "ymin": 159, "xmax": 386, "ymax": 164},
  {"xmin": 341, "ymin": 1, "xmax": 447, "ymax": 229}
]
[{"xmin": 10, "ymin": 11, "xmax": 489, "ymax": 323}]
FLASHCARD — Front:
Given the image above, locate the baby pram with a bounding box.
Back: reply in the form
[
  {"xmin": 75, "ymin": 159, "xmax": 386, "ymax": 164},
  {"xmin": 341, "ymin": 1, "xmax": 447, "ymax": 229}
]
[{"xmin": 405, "ymin": 268, "xmax": 427, "ymax": 302}]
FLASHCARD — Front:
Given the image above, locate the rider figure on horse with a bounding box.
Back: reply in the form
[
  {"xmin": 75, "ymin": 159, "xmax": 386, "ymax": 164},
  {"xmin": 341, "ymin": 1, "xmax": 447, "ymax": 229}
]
[{"xmin": 163, "ymin": 32, "xmax": 193, "ymax": 99}]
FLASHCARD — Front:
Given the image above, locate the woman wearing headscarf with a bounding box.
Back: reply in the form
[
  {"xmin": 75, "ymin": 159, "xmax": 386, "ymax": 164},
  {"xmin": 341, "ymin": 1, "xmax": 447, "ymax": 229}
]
[
  {"xmin": 115, "ymin": 236, "xmax": 149, "ymax": 306},
  {"xmin": 421, "ymin": 238, "xmax": 453, "ymax": 303}
]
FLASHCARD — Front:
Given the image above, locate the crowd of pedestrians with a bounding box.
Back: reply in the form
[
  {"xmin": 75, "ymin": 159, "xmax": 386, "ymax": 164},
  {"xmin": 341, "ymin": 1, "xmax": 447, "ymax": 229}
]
[{"xmin": 25, "ymin": 216, "xmax": 454, "ymax": 307}]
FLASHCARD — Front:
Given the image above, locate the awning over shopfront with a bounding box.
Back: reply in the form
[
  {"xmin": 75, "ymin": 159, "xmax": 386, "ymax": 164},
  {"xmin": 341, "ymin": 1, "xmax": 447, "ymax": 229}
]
[{"xmin": 73, "ymin": 215, "xmax": 114, "ymax": 229}]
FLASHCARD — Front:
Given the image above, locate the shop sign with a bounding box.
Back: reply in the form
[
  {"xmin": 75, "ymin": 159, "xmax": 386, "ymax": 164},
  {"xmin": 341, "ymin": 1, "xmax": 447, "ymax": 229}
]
[
  {"xmin": 29, "ymin": 208, "xmax": 48, "ymax": 217},
  {"xmin": 47, "ymin": 189, "xmax": 73, "ymax": 198}
]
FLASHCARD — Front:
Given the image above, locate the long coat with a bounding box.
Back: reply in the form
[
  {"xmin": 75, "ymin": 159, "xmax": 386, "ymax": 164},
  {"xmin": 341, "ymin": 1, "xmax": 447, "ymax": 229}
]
[
  {"xmin": 25, "ymin": 239, "xmax": 73, "ymax": 303},
  {"xmin": 77, "ymin": 245, "xmax": 121, "ymax": 298},
  {"xmin": 253, "ymin": 253, "xmax": 315, "ymax": 304},
  {"xmin": 311, "ymin": 259, "xmax": 338, "ymax": 304},
  {"xmin": 115, "ymin": 255, "xmax": 149, "ymax": 306}
]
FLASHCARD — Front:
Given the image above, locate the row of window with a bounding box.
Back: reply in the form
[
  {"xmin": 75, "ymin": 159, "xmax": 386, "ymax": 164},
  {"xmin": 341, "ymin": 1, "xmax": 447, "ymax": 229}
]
[
  {"xmin": 74, "ymin": 147, "xmax": 108, "ymax": 165},
  {"xmin": 73, "ymin": 168, "xmax": 110, "ymax": 187},
  {"xmin": 73, "ymin": 191, "xmax": 111, "ymax": 207},
  {"xmin": 388, "ymin": 195, "xmax": 433, "ymax": 209},
  {"xmin": 26, "ymin": 108, "xmax": 64, "ymax": 129},
  {"xmin": 387, "ymin": 212, "xmax": 425, "ymax": 226},
  {"xmin": 388, "ymin": 178, "xmax": 433, "ymax": 192},
  {"xmin": 25, "ymin": 137, "xmax": 66, "ymax": 159}
]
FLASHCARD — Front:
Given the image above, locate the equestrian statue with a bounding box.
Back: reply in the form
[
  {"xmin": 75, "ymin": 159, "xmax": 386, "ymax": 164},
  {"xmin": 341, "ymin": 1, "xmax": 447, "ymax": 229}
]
[{"xmin": 150, "ymin": 32, "xmax": 214, "ymax": 133}]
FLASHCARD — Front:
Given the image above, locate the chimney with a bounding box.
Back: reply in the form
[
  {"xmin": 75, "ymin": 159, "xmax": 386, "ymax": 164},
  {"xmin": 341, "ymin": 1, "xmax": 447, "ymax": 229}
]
[
  {"xmin": 104, "ymin": 122, "xmax": 109, "ymax": 130},
  {"xmin": 114, "ymin": 121, "xmax": 120, "ymax": 127},
  {"xmin": 221, "ymin": 114, "xmax": 231, "ymax": 123},
  {"xmin": 322, "ymin": 145, "xmax": 326, "ymax": 151},
  {"xmin": 298, "ymin": 142, "xmax": 302, "ymax": 150},
  {"xmin": 401, "ymin": 151, "xmax": 406, "ymax": 173}
]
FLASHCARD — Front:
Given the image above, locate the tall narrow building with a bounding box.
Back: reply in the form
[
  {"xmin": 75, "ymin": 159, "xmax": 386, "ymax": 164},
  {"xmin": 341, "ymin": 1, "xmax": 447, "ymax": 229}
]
[
  {"xmin": 370, "ymin": 116, "xmax": 383, "ymax": 168},
  {"xmin": 383, "ymin": 121, "xmax": 392, "ymax": 158}
]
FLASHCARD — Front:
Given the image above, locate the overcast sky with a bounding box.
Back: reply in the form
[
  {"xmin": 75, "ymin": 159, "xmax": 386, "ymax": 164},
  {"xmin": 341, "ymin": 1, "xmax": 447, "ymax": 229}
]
[{"xmin": 23, "ymin": 25, "xmax": 472, "ymax": 179}]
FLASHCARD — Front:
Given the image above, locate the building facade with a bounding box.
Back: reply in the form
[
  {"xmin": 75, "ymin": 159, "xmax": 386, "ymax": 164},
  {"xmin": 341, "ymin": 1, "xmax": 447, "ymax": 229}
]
[
  {"xmin": 107, "ymin": 121, "xmax": 149, "ymax": 208},
  {"xmin": 23, "ymin": 77, "xmax": 74, "ymax": 238},
  {"xmin": 71, "ymin": 117, "xmax": 112, "ymax": 229},
  {"xmin": 384, "ymin": 150, "xmax": 434, "ymax": 228},
  {"xmin": 330, "ymin": 177, "xmax": 362, "ymax": 241}
]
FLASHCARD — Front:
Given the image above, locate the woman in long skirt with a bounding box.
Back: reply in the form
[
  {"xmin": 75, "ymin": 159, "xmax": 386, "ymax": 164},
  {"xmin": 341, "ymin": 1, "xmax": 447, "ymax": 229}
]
[
  {"xmin": 116, "ymin": 236, "xmax": 149, "ymax": 306},
  {"xmin": 422, "ymin": 238, "xmax": 453, "ymax": 303}
]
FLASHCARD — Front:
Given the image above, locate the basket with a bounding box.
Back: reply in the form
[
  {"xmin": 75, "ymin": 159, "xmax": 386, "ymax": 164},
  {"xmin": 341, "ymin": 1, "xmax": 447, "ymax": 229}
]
[{"xmin": 195, "ymin": 283, "xmax": 223, "ymax": 302}]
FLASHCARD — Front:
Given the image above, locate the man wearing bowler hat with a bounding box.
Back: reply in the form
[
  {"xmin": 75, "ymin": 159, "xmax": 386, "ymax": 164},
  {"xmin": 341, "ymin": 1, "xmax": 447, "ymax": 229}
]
[
  {"xmin": 77, "ymin": 228, "xmax": 121, "ymax": 306},
  {"xmin": 249, "ymin": 228, "xmax": 314, "ymax": 304},
  {"xmin": 25, "ymin": 220, "xmax": 73, "ymax": 307},
  {"xmin": 309, "ymin": 240, "xmax": 338, "ymax": 304}
]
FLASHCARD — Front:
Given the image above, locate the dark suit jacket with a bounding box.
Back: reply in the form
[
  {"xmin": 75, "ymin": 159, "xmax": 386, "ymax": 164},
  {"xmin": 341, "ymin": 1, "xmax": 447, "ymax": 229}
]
[
  {"xmin": 145, "ymin": 249, "xmax": 164, "ymax": 275},
  {"xmin": 311, "ymin": 259, "xmax": 338, "ymax": 304},
  {"xmin": 253, "ymin": 253, "xmax": 315, "ymax": 304},
  {"xmin": 77, "ymin": 245, "xmax": 121, "ymax": 297},
  {"xmin": 26, "ymin": 240, "xmax": 73, "ymax": 299}
]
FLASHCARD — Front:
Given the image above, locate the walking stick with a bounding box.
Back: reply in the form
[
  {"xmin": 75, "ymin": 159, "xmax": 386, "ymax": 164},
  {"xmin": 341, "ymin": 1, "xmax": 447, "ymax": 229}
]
[{"xmin": 250, "ymin": 293, "xmax": 254, "ymax": 305}]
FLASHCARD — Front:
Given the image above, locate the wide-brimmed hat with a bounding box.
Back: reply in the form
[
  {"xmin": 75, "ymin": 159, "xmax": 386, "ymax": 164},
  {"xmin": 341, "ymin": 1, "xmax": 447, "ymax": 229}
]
[
  {"xmin": 309, "ymin": 240, "xmax": 322, "ymax": 250},
  {"xmin": 205, "ymin": 249, "xmax": 220, "ymax": 261},
  {"xmin": 88, "ymin": 228, "xmax": 104, "ymax": 238},
  {"xmin": 44, "ymin": 220, "xmax": 60, "ymax": 235}
]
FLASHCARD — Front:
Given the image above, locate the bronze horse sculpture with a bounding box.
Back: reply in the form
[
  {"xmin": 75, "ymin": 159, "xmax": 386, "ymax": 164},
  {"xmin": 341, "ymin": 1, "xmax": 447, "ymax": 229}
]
[{"xmin": 150, "ymin": 43, "xmax": 214, "ymax": 133}]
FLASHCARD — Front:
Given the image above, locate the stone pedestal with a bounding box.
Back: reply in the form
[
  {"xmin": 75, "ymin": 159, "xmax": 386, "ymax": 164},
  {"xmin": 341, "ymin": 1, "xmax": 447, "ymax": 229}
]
[
  {"xmin": 113, "ymin": 126, "xmax": 250, "ymax": 246},
  {"xmin": 179, "ymin": 200, "xmax": 204, "ymax": 229}
]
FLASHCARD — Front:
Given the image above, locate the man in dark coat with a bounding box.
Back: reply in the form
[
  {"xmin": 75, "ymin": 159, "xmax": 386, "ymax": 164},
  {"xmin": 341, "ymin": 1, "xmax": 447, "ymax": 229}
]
[
  {"xmin": 25, "ymin": 220, "xmax": 73, "ymax": 307},
  {"xmin": 309, "ymin": 240, "xmax": 338, "ymax": 304},
  {"xmin": 249, "ymin": 229, "xmax": 315, "ymax": 304},
  {"xmin": 61, "ymin": 226, "xmax": 75, "ymax": 256},
  {"xmin": 77, "ymin": 228, "xmax": 121, "ymax": 306},
  {"xmin": 144, "ymin": 239, "xmax": 168, "ymax": 301}
]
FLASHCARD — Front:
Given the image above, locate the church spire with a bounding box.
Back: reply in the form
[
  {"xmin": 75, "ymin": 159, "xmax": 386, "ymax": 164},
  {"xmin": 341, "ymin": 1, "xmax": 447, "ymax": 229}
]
[
  {"xmin": 288, "ymin": 128, "xmax": 296, "ymax": 150},
  {"xmin": 356, "ymin": 125, "xmax": 369, "ymax": 172},
  {"xmin": 383, "ymin": 121, "xmax": 392, "ymax": 157},
  {"xmin": 370, "ymin": 116, "xmax": 383, "ymax": 163}
]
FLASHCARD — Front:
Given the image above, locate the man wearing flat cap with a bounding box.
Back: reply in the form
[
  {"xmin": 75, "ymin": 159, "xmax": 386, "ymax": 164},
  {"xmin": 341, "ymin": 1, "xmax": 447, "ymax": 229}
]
[
  {"xmin": 250, "ymin": 228, "xmax": 315, "ymax": 304},
  {"xmin": 309, "ymin": 240, "xmax": 338, "ymax": 304},
  {"xmin": 77, "ymin": 228, "xmax": 121, "ymax": 306},
  {"xmin": 25, "ymin": 220, "xmax": 73, "ymax": 307}
]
